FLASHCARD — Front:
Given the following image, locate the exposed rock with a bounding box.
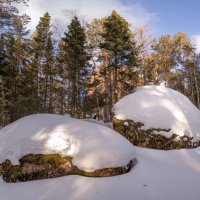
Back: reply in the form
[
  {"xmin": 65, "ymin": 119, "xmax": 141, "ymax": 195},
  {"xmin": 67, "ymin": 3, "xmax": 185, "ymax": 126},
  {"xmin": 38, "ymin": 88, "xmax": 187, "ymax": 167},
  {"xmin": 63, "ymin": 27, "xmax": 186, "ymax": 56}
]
[
  {"xmin": 0, "ymin": 154, "xmax": 136, "ymax": 183},
  {"xmin": 113, "ymin": 118, "xmax": 200, "ymax": 150}
]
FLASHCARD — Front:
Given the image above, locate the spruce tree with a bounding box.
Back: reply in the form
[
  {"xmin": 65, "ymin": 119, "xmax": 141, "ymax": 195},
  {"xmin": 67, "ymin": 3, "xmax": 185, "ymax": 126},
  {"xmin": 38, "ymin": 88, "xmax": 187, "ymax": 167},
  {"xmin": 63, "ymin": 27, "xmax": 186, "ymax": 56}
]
[
  {"xmin": 62, "ymin": 16, "xmax": 90, "ymax": 118},
  {"xmin": 102, "ymin": 11, "xmax": 138, "ymax": 97},
  {"xmin": 101, "ymin": 10, "xmax": 138, "ymax": 120},
  {"xmin": 30, "ymin": 12, "xmax": 52, "ymax": 113},
  {"xmin": 0, "ymin": 14, "xmax": 30, "ymax": 123}
]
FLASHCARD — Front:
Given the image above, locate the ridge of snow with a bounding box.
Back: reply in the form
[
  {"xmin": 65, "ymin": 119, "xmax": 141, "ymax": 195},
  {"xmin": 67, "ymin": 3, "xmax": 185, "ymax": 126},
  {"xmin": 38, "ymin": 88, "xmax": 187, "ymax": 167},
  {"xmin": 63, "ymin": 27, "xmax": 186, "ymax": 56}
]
[
  {"xmin": 0, "ymin": 114, "xmax": 135, "ymax": 171},
  {"xmin": 114, "ymin": 85, "xmax": 200, "ymax": 140}
]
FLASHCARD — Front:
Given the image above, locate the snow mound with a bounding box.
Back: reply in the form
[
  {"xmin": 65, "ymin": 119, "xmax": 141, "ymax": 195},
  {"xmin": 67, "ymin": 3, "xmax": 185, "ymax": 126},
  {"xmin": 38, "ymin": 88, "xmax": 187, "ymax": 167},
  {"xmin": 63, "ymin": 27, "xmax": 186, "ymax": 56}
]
[
  {"xmin": 114, "ymin": 85, "xmax": 200, "ymax": 140},
  {"xmin": 0, "ymin": 114, "xmax": 135, "ymax": 171}
]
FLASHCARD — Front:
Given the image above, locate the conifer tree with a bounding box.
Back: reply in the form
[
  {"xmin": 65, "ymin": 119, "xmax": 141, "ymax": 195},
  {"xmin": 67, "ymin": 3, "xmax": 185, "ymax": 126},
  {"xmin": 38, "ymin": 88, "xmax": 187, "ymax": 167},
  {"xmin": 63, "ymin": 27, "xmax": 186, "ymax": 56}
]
[
  {"xmin": 100, "ymin": 10, "xmax": 138, "ymax": 120},
  {"xmin": 0, "ymin": 0, "xmax": 30, "ymax": 125},
  {"xmin": 61, "ymin": 16, "xmax": 90, "ymax": 117},
  {"xmin": 30, "ymin": 12, "xmax": 52, "ymax": 113},
  {"xmin": 0, "ymin": 75, "xmax": 10, "ymax": 126},
  {"xmin": 102, "ymin": 10, "xmax": 138, "ymax": 97},
  {"xmin": 0, "ymin": 14, "xmax": 30, "ymax": 123}
]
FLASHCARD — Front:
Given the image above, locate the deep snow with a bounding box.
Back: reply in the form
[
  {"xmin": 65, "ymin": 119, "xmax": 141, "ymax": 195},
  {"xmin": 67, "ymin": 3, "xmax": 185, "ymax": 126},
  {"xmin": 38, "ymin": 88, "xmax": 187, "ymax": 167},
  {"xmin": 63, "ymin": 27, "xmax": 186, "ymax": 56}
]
[
  {"xmin": 0, "ymin": 91, "xmax": 200, "ymax": 200},
  {"xmin": 114, "ymin": 85, "xmax": 200, "ymax": 140},
  {"xmin": 0, "ymin": 147, "xmax": 200, "ymax": 200},
  {"xmin": 0, "ymin": 114, "xmax": 135, "ymax": 171}
]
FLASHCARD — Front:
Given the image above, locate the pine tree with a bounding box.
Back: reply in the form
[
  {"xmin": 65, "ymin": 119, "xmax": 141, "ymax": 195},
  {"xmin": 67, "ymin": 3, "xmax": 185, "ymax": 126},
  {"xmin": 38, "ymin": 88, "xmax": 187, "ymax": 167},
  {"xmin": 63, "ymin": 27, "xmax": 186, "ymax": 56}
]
[
  {"xmin": 0, "ymin": 15, "xmax": 30, "ymax": 123},
  {"xmin": 0, "ymin": 75, "xmax": 10, "ymax": 126},
  {"xmin": 100, "ymin": 10, "xmax": 138, "ymax": 120},
  {"xmin": 61, "ymin": 16, "xmax": 90, "ymax": 118},
  {"xmin": 30, "ymin": 12, "xmax": 52, "ymax": 113},
  {"xmin": 0, "ymin": 0, "xmax": 30, "ymax": 125}
]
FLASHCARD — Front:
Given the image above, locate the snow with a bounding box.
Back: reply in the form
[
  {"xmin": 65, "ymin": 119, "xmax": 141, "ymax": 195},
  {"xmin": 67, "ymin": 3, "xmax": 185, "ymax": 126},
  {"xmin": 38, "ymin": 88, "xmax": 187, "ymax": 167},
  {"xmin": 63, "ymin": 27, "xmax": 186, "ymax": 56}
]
[
  {"xmin": 0, "ymin": 112, "xmax": 200, "ymax": 199},
  {"xmin": 0, "ymin": 114, "xmax": 135, "ymax": 171},
  {"xmin": 124, "ymin": 121, "xmax": 129, "ymax": 126},
  {"xmin": 83, "ymin": 118, "xmax": 113, "ymax": 128},
  {"xmin": 114, "ymin": 85, "xmax": 200, "ymax": 140},
  {"xmin": 1, "ymin": 147, "xmax": 200, "ymax": 200}
]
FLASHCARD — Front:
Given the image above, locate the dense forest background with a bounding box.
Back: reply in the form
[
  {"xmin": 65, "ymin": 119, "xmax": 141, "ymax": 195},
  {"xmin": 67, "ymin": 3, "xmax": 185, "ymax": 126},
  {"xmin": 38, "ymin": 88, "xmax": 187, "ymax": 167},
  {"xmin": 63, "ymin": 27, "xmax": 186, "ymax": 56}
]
[{"xmin": 0, "ymin": 0, "xmax": 200, "ymax": 126}]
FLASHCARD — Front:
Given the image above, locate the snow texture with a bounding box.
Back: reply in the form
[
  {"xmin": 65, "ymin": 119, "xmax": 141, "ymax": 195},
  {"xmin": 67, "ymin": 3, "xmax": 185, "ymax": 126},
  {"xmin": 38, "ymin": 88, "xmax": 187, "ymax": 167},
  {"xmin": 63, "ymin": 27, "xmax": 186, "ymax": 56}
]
[
  {"xmin": 114, "ymin": 85, "xmax": 200, "ymax": 140},
  {"xmin": 0, "ymin": 114, "xmax": 135, "ymax": 171},
  {"xmin": 1, "ymin": 146, "xmax": 200, "ymax": 200},
  {"xmin": 83, "ymin": 118, "xmax": 113, "ymax": 129}
]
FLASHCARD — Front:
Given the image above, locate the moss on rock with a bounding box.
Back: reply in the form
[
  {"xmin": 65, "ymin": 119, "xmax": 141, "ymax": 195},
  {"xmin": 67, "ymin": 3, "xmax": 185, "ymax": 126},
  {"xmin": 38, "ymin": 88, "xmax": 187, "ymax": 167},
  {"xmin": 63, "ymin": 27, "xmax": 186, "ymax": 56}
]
[
  {"xmin": 0, "ymin": 154, "xmax": 135, "ymax": 183},
  {"xmin": 113, "ymin": 118, "xmax": 200, "ymax": 150}
]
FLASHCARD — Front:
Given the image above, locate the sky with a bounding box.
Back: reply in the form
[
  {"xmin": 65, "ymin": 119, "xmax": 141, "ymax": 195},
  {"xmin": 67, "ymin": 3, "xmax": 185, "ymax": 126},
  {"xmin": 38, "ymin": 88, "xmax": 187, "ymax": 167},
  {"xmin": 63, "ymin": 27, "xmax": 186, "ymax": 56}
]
[{"xmin": 19, "ymin": 0, "xmax": 200, "ymax": 51}]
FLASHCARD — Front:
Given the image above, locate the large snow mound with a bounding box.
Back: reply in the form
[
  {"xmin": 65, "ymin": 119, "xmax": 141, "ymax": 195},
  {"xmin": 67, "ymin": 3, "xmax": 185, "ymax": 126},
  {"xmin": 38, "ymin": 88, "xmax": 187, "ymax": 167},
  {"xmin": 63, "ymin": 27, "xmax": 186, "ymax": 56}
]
[
  {"xmin": 114, "ymin": 85, "xmax": 200, "ymax": 140},
  {"xmin": 0, "ymin": 114, "xmax": 135, "ymax": 171}
]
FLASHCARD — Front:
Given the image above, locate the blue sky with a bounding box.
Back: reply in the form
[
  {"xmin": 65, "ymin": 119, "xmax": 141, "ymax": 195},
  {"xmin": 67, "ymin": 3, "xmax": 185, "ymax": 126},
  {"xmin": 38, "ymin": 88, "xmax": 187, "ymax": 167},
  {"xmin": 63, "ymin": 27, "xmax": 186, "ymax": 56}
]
[
  {"xmin": 122, "ymin": 0, "xmax": 200, "ymax": 37},
  {"xmin": 19, "ymin": 0, "xmax": 200, "ymax": 50}
]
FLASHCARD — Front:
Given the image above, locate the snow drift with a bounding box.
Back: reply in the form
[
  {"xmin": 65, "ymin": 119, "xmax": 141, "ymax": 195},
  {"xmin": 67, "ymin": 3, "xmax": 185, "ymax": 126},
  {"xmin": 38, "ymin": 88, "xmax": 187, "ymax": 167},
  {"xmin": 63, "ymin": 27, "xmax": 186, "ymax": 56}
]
[
  {"xmin": 0, "ymin": 114, "xmax": 135, "ymax": 171},
  {"xmin": 114, "ymin": 84, "xmax": 200, "ymax": 140}
]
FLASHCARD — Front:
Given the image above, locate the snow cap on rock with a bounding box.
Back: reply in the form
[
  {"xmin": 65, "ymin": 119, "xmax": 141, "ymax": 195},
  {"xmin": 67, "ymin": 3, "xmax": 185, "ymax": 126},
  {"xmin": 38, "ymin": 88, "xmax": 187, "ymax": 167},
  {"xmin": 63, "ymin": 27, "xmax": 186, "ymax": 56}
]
[
  {"xmin": 114, "ymin": 85, "xmax": 200, "ymax": 140},
  {"xmin": 0, "ymin": 114, "xmax": 135, "ymax": 171}
]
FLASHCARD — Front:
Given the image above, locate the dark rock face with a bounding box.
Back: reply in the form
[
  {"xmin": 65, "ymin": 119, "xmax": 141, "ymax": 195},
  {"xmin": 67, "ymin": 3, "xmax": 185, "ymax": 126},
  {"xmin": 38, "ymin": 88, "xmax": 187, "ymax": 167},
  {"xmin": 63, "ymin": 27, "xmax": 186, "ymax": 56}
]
[
  {"xmin": 0, "ymin": 154, "xmax": 136, "ymax": 183},
  {"xmin": 113, "ymin": 118, "xmax": 200, "ymax": 150}
]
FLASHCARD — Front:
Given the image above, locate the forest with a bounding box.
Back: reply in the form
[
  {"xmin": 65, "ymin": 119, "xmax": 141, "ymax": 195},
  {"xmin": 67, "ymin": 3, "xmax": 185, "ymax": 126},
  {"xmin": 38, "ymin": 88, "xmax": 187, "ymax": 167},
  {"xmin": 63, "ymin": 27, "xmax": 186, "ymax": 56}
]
[{"xmin": 1, "ymin": 0, "xmax": 200, "ymax": 126}]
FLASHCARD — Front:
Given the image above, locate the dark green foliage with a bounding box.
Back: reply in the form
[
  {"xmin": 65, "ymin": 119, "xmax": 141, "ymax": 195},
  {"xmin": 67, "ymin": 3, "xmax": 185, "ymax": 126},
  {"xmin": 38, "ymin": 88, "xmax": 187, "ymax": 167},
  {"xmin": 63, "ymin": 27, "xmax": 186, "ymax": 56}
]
[
  {"xmin": 0, "ymin": 7, "xmax": 30, "ymax": 125},
  {"xmin": 61, "ymin": 16, "xmax": 90, "ymax": 117},
  {"xmin": 102, "ymin": 11, "xmax": 138, "ymax": 102},
  {"xmin": 102, "ymin": 10, "xmax": 137, "ymax": 68}
]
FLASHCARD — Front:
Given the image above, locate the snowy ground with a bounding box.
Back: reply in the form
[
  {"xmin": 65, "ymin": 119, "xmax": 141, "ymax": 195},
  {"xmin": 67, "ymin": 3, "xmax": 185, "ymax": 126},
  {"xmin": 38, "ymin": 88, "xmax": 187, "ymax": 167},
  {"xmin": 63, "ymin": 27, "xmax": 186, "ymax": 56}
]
[
  {"xmin": 1, "ymin": 146, "xmax": 200, "ymax": 200},
  {"xmin": 0, "ymin": 108, "xmax": 200, "ymax": 200}
]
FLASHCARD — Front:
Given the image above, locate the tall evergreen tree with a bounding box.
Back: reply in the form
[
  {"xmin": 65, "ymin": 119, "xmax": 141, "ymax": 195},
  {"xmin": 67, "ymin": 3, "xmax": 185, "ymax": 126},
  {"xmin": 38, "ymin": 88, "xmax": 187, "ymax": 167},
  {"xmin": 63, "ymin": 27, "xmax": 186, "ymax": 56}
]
[
  {"xmin": 61, "ymin": 16, "xmax": 90, "ymax": 117},
  {"xmin": 101, "ymin": 10, "xmax": 138, "ymax": 120},
  {"xmin": 0, "ymin": 14, "xmax": 30, "ymax": 124},
  {"xmin": 30, "ymin": 12, "xmax": 52, "ymax": 113}
]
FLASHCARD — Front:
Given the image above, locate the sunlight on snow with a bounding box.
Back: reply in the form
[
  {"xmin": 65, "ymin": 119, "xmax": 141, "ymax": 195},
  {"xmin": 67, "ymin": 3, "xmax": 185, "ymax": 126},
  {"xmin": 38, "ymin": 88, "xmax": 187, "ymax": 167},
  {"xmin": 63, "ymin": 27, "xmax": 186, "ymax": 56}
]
[
  {"xmin": 32, "ymin": 125, "xmax": 77, "ymax": 156},
  {"xmin": 114, "ymin": 85, "xmax": 200, "ymax": 140},
  {"xmin": 46, "ymin": 135, "xmax": 70, "ymax": 152}
]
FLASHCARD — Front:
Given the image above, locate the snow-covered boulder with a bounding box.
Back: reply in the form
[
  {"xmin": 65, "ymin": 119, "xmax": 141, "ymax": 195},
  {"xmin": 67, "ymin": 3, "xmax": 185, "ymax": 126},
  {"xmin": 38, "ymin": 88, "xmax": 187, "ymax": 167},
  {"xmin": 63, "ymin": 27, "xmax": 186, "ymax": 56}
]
[
  {"xmin": 113, "ymin": 85, "xmax": 200, "ymax": 150},
  {"xmin": 0, "ymin": 114, "xmax": 135, "ymax": 182}
]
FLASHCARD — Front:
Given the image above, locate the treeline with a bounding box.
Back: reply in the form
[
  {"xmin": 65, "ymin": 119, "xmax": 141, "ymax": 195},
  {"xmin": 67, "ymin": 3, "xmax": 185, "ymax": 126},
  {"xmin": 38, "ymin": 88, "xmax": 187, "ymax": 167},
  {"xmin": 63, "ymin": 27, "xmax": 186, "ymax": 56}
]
[{"xmin": 0, "ymin": 0, "xmax": 200, "ymax": 125}]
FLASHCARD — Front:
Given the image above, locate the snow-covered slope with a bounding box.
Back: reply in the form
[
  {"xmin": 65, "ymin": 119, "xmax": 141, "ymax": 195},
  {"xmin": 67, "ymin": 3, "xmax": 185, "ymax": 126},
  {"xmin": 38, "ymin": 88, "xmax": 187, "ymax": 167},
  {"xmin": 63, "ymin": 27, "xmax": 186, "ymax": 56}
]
[
  {"xmin": 114, "ymin": 85, "xmax": 200, "ymax": 140},
  {"xmin": 0, "ymin": 114, "xmax": 135, "ymax": 171},
  {"xmin": 1, "ymin": 147, "xmax": 200, "ymax": 200}
]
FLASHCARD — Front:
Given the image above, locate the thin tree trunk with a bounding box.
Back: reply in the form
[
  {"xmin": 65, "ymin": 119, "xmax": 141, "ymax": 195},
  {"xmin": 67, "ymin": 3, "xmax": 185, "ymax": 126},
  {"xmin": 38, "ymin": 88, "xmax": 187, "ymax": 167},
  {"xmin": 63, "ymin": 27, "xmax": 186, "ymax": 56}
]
[{"xmin": 194, "ymin": 68, "xmax": 200, "ymax": 108}]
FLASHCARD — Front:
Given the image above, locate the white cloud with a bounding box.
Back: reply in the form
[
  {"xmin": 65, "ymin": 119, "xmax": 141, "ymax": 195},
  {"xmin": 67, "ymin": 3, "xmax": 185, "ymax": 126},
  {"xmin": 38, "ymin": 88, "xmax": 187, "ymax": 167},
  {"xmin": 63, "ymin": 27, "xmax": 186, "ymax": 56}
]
[
  {"xmin": 191, "ymin": 34, "xmax": 200, "ymax": 53},
  {"xmin": 18, "ymin": 0, "xmax": 157, "ymax": 32}
]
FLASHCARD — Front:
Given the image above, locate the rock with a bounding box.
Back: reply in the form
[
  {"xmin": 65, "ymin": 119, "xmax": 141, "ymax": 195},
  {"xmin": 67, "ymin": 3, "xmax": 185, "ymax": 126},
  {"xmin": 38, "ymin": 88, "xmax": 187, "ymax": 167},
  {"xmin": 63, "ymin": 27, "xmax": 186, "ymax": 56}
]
[
  {"xmin": 113, "ymin": 118, "xmax": 200, "ymax": 150},
  {"xmin": 0, "ymin": 154, "xmax": 135, "ymax": 183}
]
